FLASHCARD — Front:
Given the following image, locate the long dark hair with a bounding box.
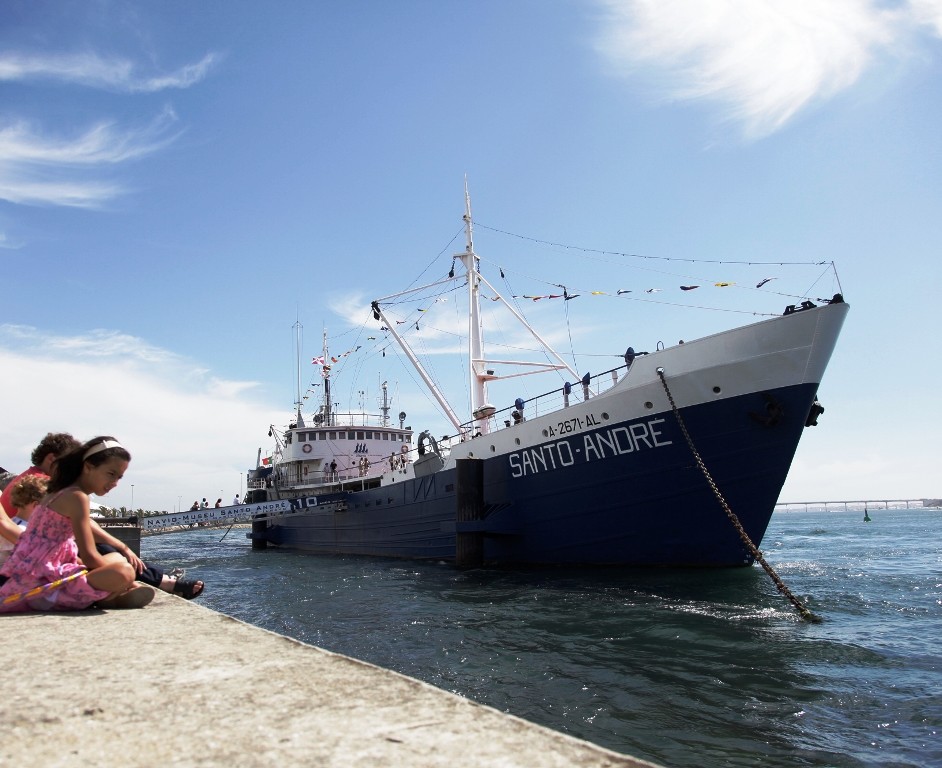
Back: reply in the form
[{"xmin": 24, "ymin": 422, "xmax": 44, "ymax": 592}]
[{"xmin": 48, "ymin": 436, "xmax": 132, "ymax": 493}]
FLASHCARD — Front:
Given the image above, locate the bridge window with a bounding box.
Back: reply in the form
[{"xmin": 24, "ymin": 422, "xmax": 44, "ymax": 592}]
[
  {"xmin": 365, "ymin": 431, "xmax": 373, "ymax": 439},
  {"xmin": 382, "ymin": 432, "xmax": 388, "ymax": 440},
  {"xmin": 298, "ymin": 433, "xmax": 306, "ymax": 442},
  {"xmin": 318, "ymin": 432, "xmax": 326, "ymax": 440},
  {"xmin": 329, "ymin": 431, "xmax": 336, "ymax": 440},
  {"xmin": 338, "ymin": 431, "xmax": 347, "ymax": 440},
  {"xmin": 357, "ymin": 431, "xmax": 365, "ymax": 440}
]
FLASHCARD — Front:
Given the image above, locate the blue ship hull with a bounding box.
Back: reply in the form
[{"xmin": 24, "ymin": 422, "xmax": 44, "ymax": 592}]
[{"xmin": 258, "ymin": 380, "xmax": 818, "ymax": 566}]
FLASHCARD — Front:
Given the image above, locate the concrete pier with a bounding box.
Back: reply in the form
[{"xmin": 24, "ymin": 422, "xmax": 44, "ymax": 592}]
[{"xmin": 1, "ymin": 593, "xmax": 662, "ymax": 767}]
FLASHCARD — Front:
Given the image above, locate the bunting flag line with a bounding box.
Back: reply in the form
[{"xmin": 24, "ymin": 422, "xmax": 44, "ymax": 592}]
[
  {"xmin": 384, "ymin": 275, "xmax": 781, "ymax": 318},
  {"xmin": 309, "ymin": 343, "xmax": 366, "ymax": 387},
  {"xmin": 372, "ymin": 272, "xmax": 790, "ymax": 336},
  {"xmin": 500, "ymin": 280, "xmax": 752, "ymax": 300}
]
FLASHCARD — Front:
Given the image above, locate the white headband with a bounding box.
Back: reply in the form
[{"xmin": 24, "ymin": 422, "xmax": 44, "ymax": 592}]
[{"xmin": 83, "ymin": 440, "xmax": 125, "ymax": 461}]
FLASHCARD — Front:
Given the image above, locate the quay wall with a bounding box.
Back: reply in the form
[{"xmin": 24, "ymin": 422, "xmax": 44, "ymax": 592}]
[{"xmin": 1, "ymin": 592, "xmax": 662, "ymax": 767}]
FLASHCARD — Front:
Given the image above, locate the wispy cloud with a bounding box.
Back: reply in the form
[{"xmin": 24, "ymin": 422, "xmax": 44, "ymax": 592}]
[
  {"xmin": 0, "ymin": 51, "xmax": 218, "ymax": 92},
  {"xmin": 0, "ymin": 48, "xmax": 215, "ymax": 209},
  {"xmin": 0, "ymin": 107, "xmax": 180, "ymax": 207},
  {"xmin": 0, "ymin": 325, "xmax": 281, "ymax": 511},
  {"xmin": 593, "ymin": 0, "xmax": 942, "ymax": 138}
]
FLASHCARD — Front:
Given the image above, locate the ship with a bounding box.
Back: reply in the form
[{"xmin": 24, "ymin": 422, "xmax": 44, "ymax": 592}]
[{"xmin": 245, "ymin": 190, "xmax": 849, "ymax": 567}]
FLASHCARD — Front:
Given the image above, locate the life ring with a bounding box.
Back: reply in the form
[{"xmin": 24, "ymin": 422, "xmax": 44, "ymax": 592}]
[
  {"xmin": 401, "ymin": 444, "xmax": 408, "ymax": 454},
  {"xmin": 302, "ymin": 443, "xmax": 312, "ymax": 453}
]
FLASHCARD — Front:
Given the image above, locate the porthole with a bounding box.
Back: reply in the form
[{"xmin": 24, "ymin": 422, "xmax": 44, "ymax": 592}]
[
  {"xmin": 713, "ymin": 386, "xmax": 722, "ymax": 394},
  {"xmin": 601, "ymin": 412, "xmax": 610, "ymax": 420},
  {"xmin": 515, "ymin": 438, "xmax": 521, "ymax": 445},
  {"xmin": 644, "ymin": 401, "xmax": 653, "ymax": 409}
]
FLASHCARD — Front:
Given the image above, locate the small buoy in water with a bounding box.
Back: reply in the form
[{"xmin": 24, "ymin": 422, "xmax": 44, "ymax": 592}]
[{"xmin": 864, "ymin": 507, "xmax": 872, "ymax": 522}]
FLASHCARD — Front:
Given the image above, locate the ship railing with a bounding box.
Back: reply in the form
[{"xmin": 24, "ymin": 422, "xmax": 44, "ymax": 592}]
[
  {"xmin": 444, "ymin": 362, "xmax": 630, "ymax": 445},
  {"xmin": 316, "ymin": 411, "xmax": 400, "ymax": 429}
]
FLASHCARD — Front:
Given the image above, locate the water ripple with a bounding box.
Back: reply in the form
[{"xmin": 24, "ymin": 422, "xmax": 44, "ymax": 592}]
[{"xmin": 142, "ymin": 509, "xmax": 942, "ymax": 768}]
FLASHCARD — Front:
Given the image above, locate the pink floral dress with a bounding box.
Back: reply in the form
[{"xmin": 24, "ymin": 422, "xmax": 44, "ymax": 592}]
[{"xmin": 0, "ymin": 489, "xmax": 111, "ymax": 612}]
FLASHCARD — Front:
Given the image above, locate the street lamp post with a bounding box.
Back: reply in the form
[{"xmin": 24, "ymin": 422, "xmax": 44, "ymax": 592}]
[{"xmin": 131, "ymin": 484, "xmax": 135, "ymax": 511}]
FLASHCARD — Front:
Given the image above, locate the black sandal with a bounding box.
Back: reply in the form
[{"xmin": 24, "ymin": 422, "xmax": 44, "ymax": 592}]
[{"xmin": 172, "ymin": 578, "xmax": 204, "ymax": 600}]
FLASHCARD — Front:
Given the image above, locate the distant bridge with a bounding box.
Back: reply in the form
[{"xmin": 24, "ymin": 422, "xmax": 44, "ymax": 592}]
[{"xmin": 775, "ymin": 498, "xmax": 940, "ymax": 512}]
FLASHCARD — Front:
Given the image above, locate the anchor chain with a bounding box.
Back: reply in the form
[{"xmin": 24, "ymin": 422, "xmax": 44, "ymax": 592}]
[{"xmin": 656, "ymin": 367, "xmax": 822, "ymax": 623}]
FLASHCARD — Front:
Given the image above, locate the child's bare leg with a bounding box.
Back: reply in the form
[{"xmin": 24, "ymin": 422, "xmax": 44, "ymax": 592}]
[
  {"xmin": 88, "ymin": 555, "xmax": 137, "ymax": 601},
  {"xmin": 88, "ymin": 553, "xmax": 155, "ymax": 608}
]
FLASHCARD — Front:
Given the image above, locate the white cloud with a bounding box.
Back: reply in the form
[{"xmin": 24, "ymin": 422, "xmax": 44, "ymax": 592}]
[
  {"xmin": 0, "ymin": 108, "xmax": 180, "ymax": 207},
  {"xmin": 0, "ymin": 325, "xmax": 284, "ymax": 513},
  {"xmin": 593, "ymin": 0, "xmax": 941, "ymax": 138},
  {"xmin": 909, "ymin": 0, "xmax": 942, "ymax": 36},
  {"xmin": 0, "ymin": 51, "xmax": 218, "ymax": 92}
]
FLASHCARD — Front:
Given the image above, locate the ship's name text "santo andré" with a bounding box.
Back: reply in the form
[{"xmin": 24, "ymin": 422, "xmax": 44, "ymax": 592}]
[{"xmin": 508, "ymin": 417, "xmax": 672, "ymax": 478}]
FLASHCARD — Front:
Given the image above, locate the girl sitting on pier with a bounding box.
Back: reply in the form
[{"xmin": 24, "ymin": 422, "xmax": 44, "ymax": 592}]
[{"xmin": 0, "ymin": 437, "xmax": 155, "ymax": 612}]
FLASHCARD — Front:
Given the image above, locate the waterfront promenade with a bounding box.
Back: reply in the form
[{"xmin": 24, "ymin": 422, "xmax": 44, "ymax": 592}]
[{"xmin": 1, "ymin": 592, "xmax": 661, "ymax": 767}]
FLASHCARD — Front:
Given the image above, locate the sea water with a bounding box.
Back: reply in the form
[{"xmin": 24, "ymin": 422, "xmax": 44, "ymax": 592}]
[{"xmin": 142, "ymin": 509, "xmax": 942, "ymax": 768}]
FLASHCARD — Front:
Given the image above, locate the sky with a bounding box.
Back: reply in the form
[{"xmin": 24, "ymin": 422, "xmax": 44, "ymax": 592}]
[{"xmin": 1, "ymin": 0, "xmax": 941, "ymax": 512}]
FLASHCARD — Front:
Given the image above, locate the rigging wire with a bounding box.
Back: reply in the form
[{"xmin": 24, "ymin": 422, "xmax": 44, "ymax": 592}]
[
  {"xmin": 398, "ymin": 225, "xmax": 465, "ymax": 294},
  {"xmin": 802, "ymin": 261, "xmax": 841, "ymax": 300},
  {"xmin": 474, "ymin": 222, "xmax": 827, "ymax": 266},
  {"xmin": 561, "ymin": 284, "xmax": 579, "ymax": 376},
  {"xmin": 296, "ymin": 218, "xmax": 840, "ymax": 432}
]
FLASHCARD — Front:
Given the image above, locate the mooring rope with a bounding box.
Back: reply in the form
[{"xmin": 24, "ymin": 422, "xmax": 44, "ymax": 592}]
[
  {"xmin": 656, "ymin": 367, "xmax": 822, "ymax": 623},
  {"xmin": 1, "ymin": 569, "xmax": 89, "ymax": 608},
  {"xmin": 219, "ymin": 518, "xmax": 237, "ymax": 542}
]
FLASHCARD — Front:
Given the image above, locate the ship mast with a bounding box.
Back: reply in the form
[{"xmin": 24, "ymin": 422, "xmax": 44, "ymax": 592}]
[
  {"xmin": 458, "ymin": 180, "xmax": 490, "ymax": 427},
  {"xmin": 380, "ymin": 380, "xmax": 390, "ymax": 427},
  {"xmin": 321, "ymin": 328, "xmax": 332, "ymax": 428},
  {"xmin": 293, "ymin": 320, "xmax": 305, "ymax": 428},
  {"xmin": 370, "ymin": 182, "xmax": 579, "ymax": 441}
]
